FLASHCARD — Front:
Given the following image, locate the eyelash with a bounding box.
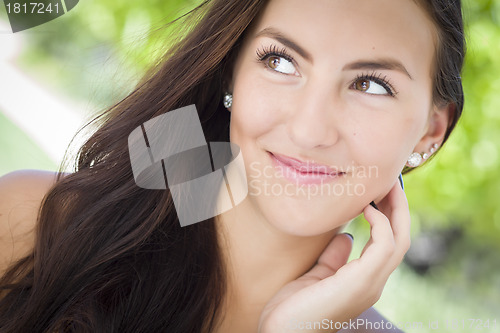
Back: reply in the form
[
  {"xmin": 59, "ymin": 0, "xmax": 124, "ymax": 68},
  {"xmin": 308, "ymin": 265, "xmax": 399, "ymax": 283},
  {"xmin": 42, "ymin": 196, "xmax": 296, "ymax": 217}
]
[
  {"xmin": 256, "ymin": 44, "xmax": 295, "ymax": 67},
  {"xmin": 256, "ymin": 44, "xmax": 398, "ymax": 97}
]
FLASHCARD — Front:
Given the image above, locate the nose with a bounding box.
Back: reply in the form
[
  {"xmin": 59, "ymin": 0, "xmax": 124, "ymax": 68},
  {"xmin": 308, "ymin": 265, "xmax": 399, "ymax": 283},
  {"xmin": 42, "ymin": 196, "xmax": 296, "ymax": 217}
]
[{"xmin": 286, "ymin": 83, "xmax": 340, "ymax": 150}]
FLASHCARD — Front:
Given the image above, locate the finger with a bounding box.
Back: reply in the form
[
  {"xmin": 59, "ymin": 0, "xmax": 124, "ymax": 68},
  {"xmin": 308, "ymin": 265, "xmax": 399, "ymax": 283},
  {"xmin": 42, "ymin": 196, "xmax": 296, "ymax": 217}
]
[
  {"xmin": 370, "ymin": 181, "xmax": 411, "ymax": 253},
  {"xmin": 303, "ymin": 233, "xmax": 353, "ymax": 280},
  {"xmin": 376, "ymin": 176, "xmax": 406, "ymax": 218},
  {"xmin": 361, "ymin": 190, "xmax": 411, "ymax": 281},
  {"xmin": 375, "ymin": 180, "xmax": 398, "ymax": 217},
  {"xmin": 376, "ymin": 182, "xmax": 411, "ymax": 252},
  {"xmin": 386, "ymin": 183, "xmax": 411, "ymax": 255},
  {"xmin": 355, "ymin": 204, "xmax": 395, "ymax": 273}
]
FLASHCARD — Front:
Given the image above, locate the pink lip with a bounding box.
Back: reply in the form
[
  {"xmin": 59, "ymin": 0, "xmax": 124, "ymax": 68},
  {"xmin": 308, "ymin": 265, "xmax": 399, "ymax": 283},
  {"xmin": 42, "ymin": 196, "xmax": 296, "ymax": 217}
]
[{"xmin": 268, "ymin": 152, "xmax": 344, "ymax": 185}]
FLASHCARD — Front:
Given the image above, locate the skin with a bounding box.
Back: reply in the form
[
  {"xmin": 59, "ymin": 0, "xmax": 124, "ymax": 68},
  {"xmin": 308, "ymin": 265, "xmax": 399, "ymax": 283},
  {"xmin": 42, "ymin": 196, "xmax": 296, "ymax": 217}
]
[
  {"xmin": 0, "ymin": 0, "xmax": 453, "ymax": 332},
  {"xmin": 216, "ymin": 0, "xmax": 452, "ymax": 332},
  {"xmin": 0, "ymin": 170, "xmax": 58, "ymax": 276}
]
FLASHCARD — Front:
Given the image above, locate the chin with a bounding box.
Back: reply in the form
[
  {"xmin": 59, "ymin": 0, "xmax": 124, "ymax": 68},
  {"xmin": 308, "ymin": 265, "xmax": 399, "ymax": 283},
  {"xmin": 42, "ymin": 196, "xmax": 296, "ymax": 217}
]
[{"xmin": 251, "ymin": 194, "xmax": 359, "ymax": 237}]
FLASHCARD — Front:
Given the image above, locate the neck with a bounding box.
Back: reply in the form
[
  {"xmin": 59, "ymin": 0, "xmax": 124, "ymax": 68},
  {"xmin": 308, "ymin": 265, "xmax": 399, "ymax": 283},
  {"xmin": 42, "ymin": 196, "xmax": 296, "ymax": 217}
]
[{"xmin": 214, "ymin": 197, "xmax": 339, "ymax": 331}]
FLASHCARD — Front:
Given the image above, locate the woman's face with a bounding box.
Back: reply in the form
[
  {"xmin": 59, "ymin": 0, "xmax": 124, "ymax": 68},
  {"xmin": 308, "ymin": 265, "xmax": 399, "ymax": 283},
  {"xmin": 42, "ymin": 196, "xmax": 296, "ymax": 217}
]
[{"xmin": 228, "ymin": 0, "xmax": 447, "ymax": 236}]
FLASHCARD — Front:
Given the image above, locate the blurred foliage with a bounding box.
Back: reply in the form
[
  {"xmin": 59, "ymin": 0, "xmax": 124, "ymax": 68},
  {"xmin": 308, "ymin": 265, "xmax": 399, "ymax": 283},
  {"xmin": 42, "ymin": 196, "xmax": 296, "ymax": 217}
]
[
  {"xmin": 7, "ymin": 0, "xmax": 499, "ymax": 246},
  {"xmin": 402, "ymin": 0, "xmax": 500, "ymax": 247},
  {"xmin": 4, "ymin": 0, "xmax": 203, "ymax": 107},
  {"xmin": 0, "ymin": 110, "xmax": 57, "ymax": 175}
]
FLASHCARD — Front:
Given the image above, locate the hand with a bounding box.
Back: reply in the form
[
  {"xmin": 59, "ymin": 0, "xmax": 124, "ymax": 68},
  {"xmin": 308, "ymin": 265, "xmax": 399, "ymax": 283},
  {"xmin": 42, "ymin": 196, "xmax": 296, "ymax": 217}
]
[{"xmin": 258, "ymin": 181, "xmax": 411, "ymax": 333}]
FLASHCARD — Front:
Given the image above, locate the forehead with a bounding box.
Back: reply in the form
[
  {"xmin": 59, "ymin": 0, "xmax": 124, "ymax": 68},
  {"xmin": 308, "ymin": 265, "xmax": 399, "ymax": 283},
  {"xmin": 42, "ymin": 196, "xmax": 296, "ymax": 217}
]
[{"xmin": 250, "ymin": 0, "xmax": 437, "ymax": 80}]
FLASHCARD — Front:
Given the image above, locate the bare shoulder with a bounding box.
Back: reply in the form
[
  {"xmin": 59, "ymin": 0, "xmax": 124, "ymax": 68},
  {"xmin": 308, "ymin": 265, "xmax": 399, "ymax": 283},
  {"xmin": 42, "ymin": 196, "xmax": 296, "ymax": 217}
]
[{"xmin": 0, "ymin": 170, "xmax": 64, "ymax": 273}]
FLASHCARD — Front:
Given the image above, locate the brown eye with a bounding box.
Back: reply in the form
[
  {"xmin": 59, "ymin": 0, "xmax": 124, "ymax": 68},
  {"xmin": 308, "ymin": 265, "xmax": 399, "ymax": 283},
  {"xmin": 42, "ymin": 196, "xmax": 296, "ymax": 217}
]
[
  {"xmin": 355, "ymin": 79, "xmax": 370, "ymax": 92},
  {"xmin": 260, "ymin": 54, "xmax": 297, "ymax": 75},
  {"xmin": 268, "ymin": 56, "xmax": 281, "ymax": 70},
  {"xmin": 352, "ymin": 76, "xmax": 393, "ymax": 96}
]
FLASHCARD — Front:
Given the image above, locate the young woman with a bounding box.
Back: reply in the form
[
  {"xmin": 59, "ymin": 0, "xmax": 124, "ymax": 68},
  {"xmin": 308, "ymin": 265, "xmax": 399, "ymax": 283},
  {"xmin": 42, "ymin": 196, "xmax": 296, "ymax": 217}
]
[{"xmin": 0, "ymin": 0, "xmax": 465, "ymax": 332}]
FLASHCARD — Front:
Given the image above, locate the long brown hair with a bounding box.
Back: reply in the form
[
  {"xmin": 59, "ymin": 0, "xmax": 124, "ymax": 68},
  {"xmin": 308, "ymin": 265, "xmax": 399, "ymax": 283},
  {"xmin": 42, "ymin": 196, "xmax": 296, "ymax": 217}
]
[
  {"xmin": 0, "ymin": 1, "xmax": 266, "ymax": 331},
  {"xmin": 0, "ymin": 0, "xmax": 465, "ymax": 332}
]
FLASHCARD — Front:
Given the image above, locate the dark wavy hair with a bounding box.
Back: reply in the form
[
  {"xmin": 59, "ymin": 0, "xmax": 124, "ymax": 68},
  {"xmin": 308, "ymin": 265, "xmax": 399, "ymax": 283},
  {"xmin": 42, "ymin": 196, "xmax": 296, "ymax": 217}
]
[
  {"xmin": 403, "ymin": 0, "xmax": 466, "ymax": 173},
  {"xmin": 0, "ymin": 0, "xmax": 465, "ymax": 332}
]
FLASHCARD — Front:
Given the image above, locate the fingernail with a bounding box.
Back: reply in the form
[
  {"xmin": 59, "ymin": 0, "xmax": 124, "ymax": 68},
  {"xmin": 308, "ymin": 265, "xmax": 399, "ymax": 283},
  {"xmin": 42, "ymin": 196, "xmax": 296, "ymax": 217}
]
[
  {"xmin": 369, "ymin": 201, "xmax": 379, "ymax": 211},
  {"xmin": 398, "ymin": 173, "xmax": 405, "ymax": 191},
  {"xmin": 344, "ymin": 233, "xmax": 354, "ymax": 241}
]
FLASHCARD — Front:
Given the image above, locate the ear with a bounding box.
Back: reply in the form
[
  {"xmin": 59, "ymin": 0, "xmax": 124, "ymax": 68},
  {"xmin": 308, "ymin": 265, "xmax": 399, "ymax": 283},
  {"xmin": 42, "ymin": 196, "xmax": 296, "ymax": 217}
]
[{"xmin": 413, "ymin": 102, "xmax": 455, "ymax": 154}]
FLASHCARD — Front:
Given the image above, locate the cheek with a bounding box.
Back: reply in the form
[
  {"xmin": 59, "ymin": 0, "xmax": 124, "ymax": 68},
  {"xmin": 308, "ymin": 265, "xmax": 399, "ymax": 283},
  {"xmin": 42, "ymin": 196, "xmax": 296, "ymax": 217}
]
[
  {"xmin": 230, "ymin": 70, "xmax": 285, "ymax": 144},
  {"xmin": 351, "ymin": 106, "xmax": 430, "ymax": 177}
]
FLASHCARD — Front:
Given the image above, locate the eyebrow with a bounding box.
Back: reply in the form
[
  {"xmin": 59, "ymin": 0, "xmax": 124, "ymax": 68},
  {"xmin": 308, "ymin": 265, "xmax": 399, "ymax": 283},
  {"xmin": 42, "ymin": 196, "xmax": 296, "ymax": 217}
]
[
  {"xmin": 343, "ymin": 59, "xmax": 413, "ymax": 80},
  {"xmin": 255, "ymin": 27, "xmax": 413, "ymax": 80},
  {"xmin": 255, "ymin": 27, "xmax": 313, "ymax": 62}
]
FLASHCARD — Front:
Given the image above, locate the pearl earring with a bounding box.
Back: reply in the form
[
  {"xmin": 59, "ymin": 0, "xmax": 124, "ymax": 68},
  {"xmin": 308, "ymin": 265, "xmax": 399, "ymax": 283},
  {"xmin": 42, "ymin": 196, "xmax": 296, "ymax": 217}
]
[
  {"xmin": 422, "ymin": 143, "xmax": 439, "ymax": 160},
  {"xmin": 406, "ymin": 152, "xmax": 423, "ymax": 168},
  {"xmin": 406, "ymin": 143, "xmax": 440, "ymax": 168},
  {"xmin": 223, "ymin": 93, "xmax": 233, "ymax": 109}
]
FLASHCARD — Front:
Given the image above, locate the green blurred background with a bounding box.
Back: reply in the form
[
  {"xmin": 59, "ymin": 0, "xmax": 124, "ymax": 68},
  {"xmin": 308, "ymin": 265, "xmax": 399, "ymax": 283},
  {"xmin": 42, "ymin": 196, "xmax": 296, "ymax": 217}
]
[{"xmin": 0, "ymin": 0, "xmax": 499, "ymax": 332}]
